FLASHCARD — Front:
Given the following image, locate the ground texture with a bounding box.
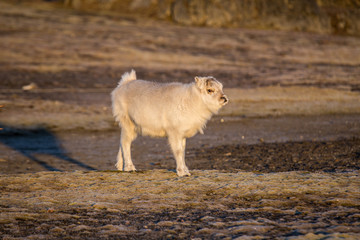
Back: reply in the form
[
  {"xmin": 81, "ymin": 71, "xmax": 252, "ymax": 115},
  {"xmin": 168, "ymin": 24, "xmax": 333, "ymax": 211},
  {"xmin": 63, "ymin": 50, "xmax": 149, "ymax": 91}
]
[{"xmin": 0, "ymin": 1, "xmax": 359, "ymax": 239}]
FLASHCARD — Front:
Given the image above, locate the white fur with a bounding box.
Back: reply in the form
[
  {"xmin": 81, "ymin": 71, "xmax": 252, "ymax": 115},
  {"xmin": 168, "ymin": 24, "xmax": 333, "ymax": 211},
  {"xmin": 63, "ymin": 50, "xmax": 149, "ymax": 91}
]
[{"xmin": 111, "ymin": 70, "xmax": 228, "ymax": 176}]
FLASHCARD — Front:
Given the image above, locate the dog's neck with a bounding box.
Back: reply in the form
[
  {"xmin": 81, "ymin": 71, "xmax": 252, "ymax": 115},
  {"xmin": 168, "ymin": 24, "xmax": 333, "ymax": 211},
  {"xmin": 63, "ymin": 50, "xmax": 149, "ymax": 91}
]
[{"xmin": 188, "ymin": 84, "xmax": 216, "ymax": 118}]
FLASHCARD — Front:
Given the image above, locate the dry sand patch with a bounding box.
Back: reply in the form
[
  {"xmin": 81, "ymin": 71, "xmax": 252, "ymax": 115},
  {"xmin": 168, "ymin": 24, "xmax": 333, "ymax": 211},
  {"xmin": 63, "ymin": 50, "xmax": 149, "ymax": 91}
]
[{"xmin": 0, "ymin": 170, "xmax": 359, "ymax": 239}]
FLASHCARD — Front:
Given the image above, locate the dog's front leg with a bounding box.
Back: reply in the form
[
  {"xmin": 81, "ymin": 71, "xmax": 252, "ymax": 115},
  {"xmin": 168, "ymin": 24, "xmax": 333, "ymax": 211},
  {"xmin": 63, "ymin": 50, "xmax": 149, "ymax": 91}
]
[
  {"xmin": 169, "ymin": 134, "xmax": 190, "ymax": 177},
  {"xmin": 115, "ymin": 141, "xmax": 124, "ymax": 171}
]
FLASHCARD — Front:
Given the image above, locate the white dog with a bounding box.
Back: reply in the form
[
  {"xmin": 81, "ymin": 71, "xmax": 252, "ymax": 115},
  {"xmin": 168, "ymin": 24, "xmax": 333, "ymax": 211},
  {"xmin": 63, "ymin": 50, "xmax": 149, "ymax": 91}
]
[{"xmin": 111, "ymin": 70, "xmax": 228, "ymax": 176}]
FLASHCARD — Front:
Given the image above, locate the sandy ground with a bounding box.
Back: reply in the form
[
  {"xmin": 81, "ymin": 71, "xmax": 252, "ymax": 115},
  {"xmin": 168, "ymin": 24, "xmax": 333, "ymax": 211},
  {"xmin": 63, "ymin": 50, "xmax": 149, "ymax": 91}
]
[
  {"xmin": 1, "ymin": 170, "xmax": 359, "ymax": 239},
  {"xmin": 0, "ymin": 1, "xmax": 360, "ymax": 239}
]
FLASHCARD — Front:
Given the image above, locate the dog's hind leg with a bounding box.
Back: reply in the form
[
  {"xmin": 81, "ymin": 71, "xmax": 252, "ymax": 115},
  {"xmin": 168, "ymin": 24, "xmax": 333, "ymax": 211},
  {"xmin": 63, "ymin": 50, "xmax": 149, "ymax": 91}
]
[
  {"xmin": 120, "ymin": 126, "xmax": 137, "ymax": 172},
  {"xmin": 168, "ymin": 134, "xmax": 190, "ymax": 177}
]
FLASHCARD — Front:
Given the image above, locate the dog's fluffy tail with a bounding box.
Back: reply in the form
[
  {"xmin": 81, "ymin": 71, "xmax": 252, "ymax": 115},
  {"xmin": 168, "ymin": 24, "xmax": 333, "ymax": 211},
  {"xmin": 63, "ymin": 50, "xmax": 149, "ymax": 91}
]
[
  {"xmin": 118, "ymin": 69, "xmax": 136, "ymax": 86},
  {"xmin": 112, "ymin": 70, "xmax": 136, "ymax": 123}
]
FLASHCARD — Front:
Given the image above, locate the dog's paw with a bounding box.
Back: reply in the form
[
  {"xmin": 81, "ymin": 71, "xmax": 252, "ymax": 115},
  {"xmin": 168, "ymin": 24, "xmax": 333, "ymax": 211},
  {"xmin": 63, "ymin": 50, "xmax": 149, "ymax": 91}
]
[
  {"xmin": 177, "ymin": 168, "xmax": 191, "ymax": 177},
  {"xmin": 115, "ymin": 163, "xmax": 123, "ymax": 171},
  {"xmin": 124, "ymin": 165, "xmax": 136, "ymax": 172}
]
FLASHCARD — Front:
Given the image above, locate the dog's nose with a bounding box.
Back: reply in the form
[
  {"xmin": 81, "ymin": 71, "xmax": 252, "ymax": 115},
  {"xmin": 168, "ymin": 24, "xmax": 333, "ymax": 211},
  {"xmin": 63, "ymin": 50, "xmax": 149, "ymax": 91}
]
[{"xmin": 221, "ymin": 95, "xmax": 228, "ymax": 104}]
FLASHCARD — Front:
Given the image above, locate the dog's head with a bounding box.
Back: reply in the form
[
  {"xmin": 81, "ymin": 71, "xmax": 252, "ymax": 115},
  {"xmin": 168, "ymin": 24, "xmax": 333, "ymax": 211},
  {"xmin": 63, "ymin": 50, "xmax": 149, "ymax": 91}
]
[{"xmin": 195, "ymin": 76, "xmax": 228, "ymax": 112}]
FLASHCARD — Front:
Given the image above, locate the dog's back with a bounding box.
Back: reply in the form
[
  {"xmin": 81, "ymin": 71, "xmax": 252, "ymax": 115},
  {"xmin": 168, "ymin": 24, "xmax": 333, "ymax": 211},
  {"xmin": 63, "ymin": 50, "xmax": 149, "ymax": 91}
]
[{"xmin": 111, "ymin": 71, "xmax": 212, "ymax": 138}]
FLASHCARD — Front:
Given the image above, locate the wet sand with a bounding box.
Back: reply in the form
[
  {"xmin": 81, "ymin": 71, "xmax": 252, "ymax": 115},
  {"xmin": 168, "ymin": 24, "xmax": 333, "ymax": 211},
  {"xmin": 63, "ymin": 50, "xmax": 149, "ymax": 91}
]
[{"xmin": 1, "ymin": 115, "xmax": 359, "ymax": 174}]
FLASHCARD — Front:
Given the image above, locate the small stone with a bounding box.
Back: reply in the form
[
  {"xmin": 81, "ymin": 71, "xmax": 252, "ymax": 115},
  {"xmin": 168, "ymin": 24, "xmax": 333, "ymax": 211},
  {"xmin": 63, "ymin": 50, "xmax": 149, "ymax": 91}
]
[
  {"xmin": 179, "ymin": 232, "xmax": 187, "ymax": 238},
  {"xmin": 200, "ymin": 216, "xmax": 215, "ymax": 221},
  {"xmin": 73, "ymin": 225, "xmax": 91, "ymax": 231},
  {"xmin": 101, "ymin": 224, "xmax": 129, "ymax": 233},
  {"xmin": 26, "ymin": 235, "xmax": 48, "ymax": 240},
  {"xmin": 22, "ymin": 83, "xmax": 38, "ymax": 91},
  {"xmin": 140, "ymin": 228, "xmax": 152, "ymax": 233},
  {"xmin": 211, "ymin": 222, "xmax": 226, "ymax": 227},
  {"xmin": 49, "ymin": 227, "xmax": 65, "ymax": 235},
  {"xmin": 229, "ymin": 225, "xmax": 272, "ymax": 234},
  {"xmin": 35, "ymin": 223, "xmax": 50, "ymax": 232},
  {"xmin": 156, "ymin": 221, "xmax": 174, "ymax": 227},
  {"xmin": 196, "ymin": 228, "xmax": 216, "ymax": 234},
  {"xmin": 214, "ymin": 233, "xmax": 231, "ymax": 239},
  {"xmin": 92, "ymin": 203, "xmax": 108, "ymax": 210}
]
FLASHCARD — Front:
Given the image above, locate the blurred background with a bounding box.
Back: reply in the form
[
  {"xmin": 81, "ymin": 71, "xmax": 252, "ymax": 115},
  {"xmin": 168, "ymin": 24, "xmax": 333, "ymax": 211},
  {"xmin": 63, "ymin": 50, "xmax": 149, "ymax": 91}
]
[
  {"xmin": 1, "ymin": 0, "xmax": 360, "ymax": 90},
  {"xmin": 64, "ymin": 0, "xmax": 360, "ymax": 35}
]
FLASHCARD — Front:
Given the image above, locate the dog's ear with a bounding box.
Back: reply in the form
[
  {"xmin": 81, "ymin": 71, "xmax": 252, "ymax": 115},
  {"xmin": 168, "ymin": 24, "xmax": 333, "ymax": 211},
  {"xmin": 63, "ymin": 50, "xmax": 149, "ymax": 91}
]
[{"xmin": 195, "ymin": 76, "xmax": 206, "ymax": 90}]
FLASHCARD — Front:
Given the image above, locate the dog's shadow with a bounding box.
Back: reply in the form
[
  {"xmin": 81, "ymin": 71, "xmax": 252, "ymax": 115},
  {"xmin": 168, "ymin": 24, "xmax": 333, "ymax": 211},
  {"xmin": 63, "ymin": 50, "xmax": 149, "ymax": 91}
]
[{"xmin": 0, "ymin": 124, "xmax": 96, "ymax": 172}]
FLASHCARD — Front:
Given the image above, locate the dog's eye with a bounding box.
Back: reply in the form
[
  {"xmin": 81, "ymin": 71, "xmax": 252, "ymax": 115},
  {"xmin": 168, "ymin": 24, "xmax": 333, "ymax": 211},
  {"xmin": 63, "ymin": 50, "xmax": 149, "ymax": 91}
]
[{"xmin": 207, "ymin": 89, "xmax": 214, "ymax": 94}]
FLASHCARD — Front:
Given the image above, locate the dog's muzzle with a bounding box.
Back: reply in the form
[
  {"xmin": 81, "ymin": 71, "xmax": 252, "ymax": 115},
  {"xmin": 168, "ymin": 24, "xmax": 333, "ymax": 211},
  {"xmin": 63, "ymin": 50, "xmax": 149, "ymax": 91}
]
[{"xmin": 220, "ymin": 95, "xmax": 228, "ymax": 105}]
